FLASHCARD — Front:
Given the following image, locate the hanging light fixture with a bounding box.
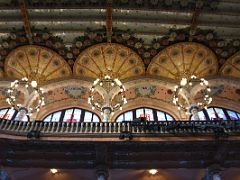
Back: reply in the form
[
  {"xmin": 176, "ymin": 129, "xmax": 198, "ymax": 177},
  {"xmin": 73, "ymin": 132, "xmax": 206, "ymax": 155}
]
[
  {"xmin": 172, "ymin": 75, "xmax": 212, "ymax": 120},
  {"xmin": 88, "ymin": 75, "xmax": 127, "ymax": 121},
  {"xmin": 149, "ymin": 169, "xmax": 158, "ymax": 175},
  {"xmin": 6, "ymin": 77, "xmax": 45, "ymax": 118}
]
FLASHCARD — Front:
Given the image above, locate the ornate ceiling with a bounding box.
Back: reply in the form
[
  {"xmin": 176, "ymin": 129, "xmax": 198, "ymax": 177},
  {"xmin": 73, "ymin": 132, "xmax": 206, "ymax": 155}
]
[
  {"xmin": 2, "ymin": 42, "xmax": 239, "ymax": 82},
  {"xmin": 4, "ymin": 45, "xmax": 72, "ymax": 82},
  {"xmin": 0, "ymin": 0, "xmax": 239, "ymax": 121},
  {"xmin": 73, "ymin": 43, "xmax": 145, "ymax": 80},
  {"xmin": 220, "ymin": 51, "xmax": 240, "ymax": 79},
  {"xmin": 147, "ymin": 42, "xmax": 218, "ymax": 80}
]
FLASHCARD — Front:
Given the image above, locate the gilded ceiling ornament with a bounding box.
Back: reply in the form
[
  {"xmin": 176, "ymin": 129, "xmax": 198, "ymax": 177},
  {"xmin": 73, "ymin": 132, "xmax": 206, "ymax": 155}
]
[
  {"xmin": 147, "ymin": 42, "xmax": 218, "ymax": 80},
  {"xmin": 73, "ymin": 43, "xmax": 145, "ymax": 80},
  {"xmin": 4, "ymin": 45, "xmax": 72, "ymax": 84}
]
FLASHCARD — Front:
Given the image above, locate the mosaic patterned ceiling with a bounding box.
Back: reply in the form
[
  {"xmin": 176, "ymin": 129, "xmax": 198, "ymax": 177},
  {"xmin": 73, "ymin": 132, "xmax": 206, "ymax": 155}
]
[
  {"xmin": 147, "ymin": 42, "xmax": 218, "ymax": 80},
  {"xmin": 73, "ymin": 43, "xmax": 145, "ymax": 80},
  {"xmin": 4, "ymin": 45, "xmax": 72, "ymax": 83},
  {"xmin": 220, "ymin": 51, "xmax": 240, "ymax": 79}
]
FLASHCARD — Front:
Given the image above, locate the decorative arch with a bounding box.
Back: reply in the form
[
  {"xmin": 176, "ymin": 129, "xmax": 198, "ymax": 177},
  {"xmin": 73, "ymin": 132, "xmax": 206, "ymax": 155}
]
[
  {"xmin": 147, "ymin": 42, "xmax": 218, "ymax": 80},
  {"xmin": 220, "ymin": 51, "xmax": 240, "ymax": 79},
  {"xmin": 73, "ymin": 43, "xmax": 145, "ymax": 80},
  {"xmin": 42, "ymin": 107, "xmax": 100, "ymax": 122},
  {"xmin": 4, "ymin": 45, "xmax": 72, "ymax": 82}
]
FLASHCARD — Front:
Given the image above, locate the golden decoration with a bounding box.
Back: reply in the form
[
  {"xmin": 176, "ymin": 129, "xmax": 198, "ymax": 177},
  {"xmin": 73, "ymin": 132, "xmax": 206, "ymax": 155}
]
[
  {"xmin": 220, "ymin": 51, "xmax": 240, "ymax": 79},
  {"xmin": 4, "ymin": 45, "xmax": 72, "ymax": 83},
  {"xmin": 73, "ymin": 43, "xmax": 145, "ymax": 80},
  {"xmin": 147, "ymin": 42, "xmax": 218, "ymax": 80}
]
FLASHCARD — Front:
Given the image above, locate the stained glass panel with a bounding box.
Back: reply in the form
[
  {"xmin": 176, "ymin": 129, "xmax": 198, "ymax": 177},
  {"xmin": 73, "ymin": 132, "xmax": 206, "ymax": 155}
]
[
  {"xmin": 227, "ymin": 110, "xmax": 239, "ymax": 120},
  {"xmin": 84, "ymin": 111, "xmax": 92, "ymax": 122},
  {"xmin": 125, "ymin": 111, "xmax": 133, "ymax": 121},
  {"xmin": 157, "ymin": 111, "xmax": 166, "ymax": 121},
  {"xmin": 51, "ymin": 112, "xmax": 61, "ymax": 122},
  {"xmin": 0, "ymin": 109, "xmax": 8, "ymax": 119},
  {"xmin": 145, "ymin": 108, "xmax": 154, "ymax": 121},
  {"xmin": 214, "ymin": 108, "xmax": 226, "ymax": 120},
  {"xmin": 136, "ymin": 108, "xmax": 144, "ymax": 119}
]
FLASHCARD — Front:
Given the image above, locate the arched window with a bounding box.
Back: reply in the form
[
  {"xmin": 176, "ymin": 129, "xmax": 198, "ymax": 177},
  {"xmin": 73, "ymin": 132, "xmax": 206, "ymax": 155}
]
[
  {"xmin": 116, "ymin": 107, "xmax": 175, "ymax": 122},
  {"xmin": 0, "ymin": 107, "xmax": 29, "ymax": 121},
  {"xmin": 190, "ymin": 107, "xmax": 240, "ymax": 121},
  {"xmin": 43, "ymin": 107, "xmax": 100, "ymax": 122}
]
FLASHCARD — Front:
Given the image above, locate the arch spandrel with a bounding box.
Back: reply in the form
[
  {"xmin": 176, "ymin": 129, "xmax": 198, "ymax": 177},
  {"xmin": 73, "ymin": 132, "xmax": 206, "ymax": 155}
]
[
  {"xmin": 73, "ymin": 43, "xmax": 145, "ymax": 80},
  {"xmin": 147, "ymin": 42, "xmax": 218, "ymax": 80},
  {"xmin": 4, "ymin": 45, "xmax": 72, "ymax": 83}
]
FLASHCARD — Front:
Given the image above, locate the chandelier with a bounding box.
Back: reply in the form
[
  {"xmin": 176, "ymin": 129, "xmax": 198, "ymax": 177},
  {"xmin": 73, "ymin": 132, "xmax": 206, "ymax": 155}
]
[
  {"xmin": 172, "ymin": 75, "xmax": 212, "ymax": 120},
  {"xmin": 88, "ymin": 75, "xmax": 127, "ymax": 121},
  {"xmin": 6, "ymin": 77, "xmax": 45, "ymax": 118}
]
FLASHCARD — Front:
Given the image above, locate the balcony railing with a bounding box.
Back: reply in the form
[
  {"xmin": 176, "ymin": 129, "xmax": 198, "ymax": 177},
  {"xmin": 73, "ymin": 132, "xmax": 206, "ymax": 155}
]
[{"xmin": 1, "ymin": 119, "xmax": 240, "ymax": 138}]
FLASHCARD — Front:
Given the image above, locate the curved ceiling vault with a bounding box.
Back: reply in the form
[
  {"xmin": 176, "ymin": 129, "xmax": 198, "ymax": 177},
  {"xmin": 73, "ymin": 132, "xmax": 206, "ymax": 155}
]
[
  {"xmin": 147, "ymin": 42, "xmax": 218, "ymax": 80},
  {"xmin": 220, "ymin": 51, "xmax": 240, "ymax": 79},
  {"xmin": 4, "ymin": 45, "xmax": 72, "ymax": 83},
  {"xmin": 73, "ymin": 43, "xmax": 145, "ymax": 80}
]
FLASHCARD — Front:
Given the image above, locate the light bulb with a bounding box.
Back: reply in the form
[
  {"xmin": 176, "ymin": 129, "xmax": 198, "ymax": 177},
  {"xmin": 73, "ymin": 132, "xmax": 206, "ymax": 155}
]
[
  {"xmin": 88, "ymin": 97, "xmax": 91, "ymax": 104},
  {"xmin": 172, "ymin": 100, "xmax": 176, "ymax": 104},
  {"xmin": 93, "ymin": 79, "xmax": 99, "ymax": 85},
  {"xmin": 149, "ymin": 169, "xmax": 158, "ymax": 175},
  {"xmin": 208, "ymin": 97, "xmax": 212, "ymax": 103},
  {"xmin": 6, "ymin": 98, "xmax": 10, "ymax": 103},
  {"xmin": 180, "ymin": 78, "xmax": 187, "ymax": 86},
  {"xmin": 50, "ymin": 169, "xmax": 58, "ymax": 174},
  {"xmin": 31, "ymin": 81, "xmax": 38, "ymax": 88}
]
